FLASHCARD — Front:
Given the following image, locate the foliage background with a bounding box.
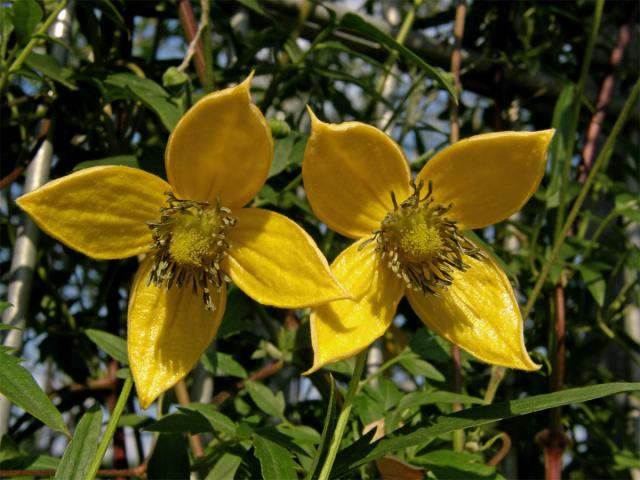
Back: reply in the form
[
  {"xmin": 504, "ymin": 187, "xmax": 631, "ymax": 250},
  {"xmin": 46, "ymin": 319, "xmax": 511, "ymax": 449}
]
[{"xmin": 0, "ymin": 0, "xmax": 639, "ymax": 478}]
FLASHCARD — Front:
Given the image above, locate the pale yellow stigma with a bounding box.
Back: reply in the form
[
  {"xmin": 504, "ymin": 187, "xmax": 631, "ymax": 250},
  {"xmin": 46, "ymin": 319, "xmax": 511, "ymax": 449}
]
[
  {"xmin": 397, "ymin": 221, "xmax": 444, "ymax": 263},
  {"xmin": 365, "ymin": 180, "xmax": 484, "ymax": 295},
  {"xmin": 148, "ymin": 192, "xmax": 235, "ymax": 310},
  {"xmin": 169, "ymin": 214, "xmax": 218, "ymax": 268}
]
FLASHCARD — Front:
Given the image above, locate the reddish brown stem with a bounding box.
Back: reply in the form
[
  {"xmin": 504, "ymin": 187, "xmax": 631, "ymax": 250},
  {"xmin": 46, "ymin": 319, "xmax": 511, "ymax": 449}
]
[
  {"xmin": 579, "ymin": 19, "xmax": 632, "ymax": 182},
  {"xmin": 486, "ymin": 433, "xmax": 512, "ymax": 467},
  {"xmin": 449, "ymin": 2, "xmax": 466, "ymax": 144},
  {"xmin": 178, "ymin": 0, "xmax": 206, "ymax": 85},
  {"xmin": 0, "ymin": 465, "xmax": 147, "ymax": 478},
  {"xmin": 539, "ymin": 285, "xmax": 570, "ymax": 480},
  {"xmin": 174, "ymin": 380, "xmax": 205, "ymax": 459}
]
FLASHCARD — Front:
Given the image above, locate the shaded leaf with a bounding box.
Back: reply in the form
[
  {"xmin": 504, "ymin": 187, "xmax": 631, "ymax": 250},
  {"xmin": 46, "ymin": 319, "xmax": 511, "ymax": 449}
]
[
  {"xmin": 254, "ymin": 434, "xmax": 298, "ymax": 480},
  {"xmin": 339, "ymin": 13, "xmax": 457, "ymax": 103},
  {"xmin": 55, "ymin": 405, "xmax": 102, "ymax": 480},
  {"xmin": 12, "ymin": 0, "xmax": 42, "ymax": 45},
  {"xmin": 245, "ymin": 380, "xmax": 285, "ymax": 419},
  {"xmin": 147, "ymin": 434, "xmax": 190, "ymax": 479},
  {"xmin": 24, "ymin": 52, "xmax": 77, "ymax": 90},
  {"xmin": 105, "ymin": 73, "xmax": 181, "ymax": 131},
  {"xmin": 85, "ymin": 329, "xmax": 128, "ymax": 364},
  {"xmin": 0, "ymin": 349, "xmax": 66, "ymax": 434},
  {"xmin": 206, "ymin": 452, "xmax": 243, "ymax": 480},
  {"xmin": 187, "ymin": 403, "xmax": 237, "ymax": 437},
  {"xmin": 73, "ymin": 155, "xmax": 139, "ymax": 171},
  {"xmin": 334, "ymin": 382, "xmax": 640, "ymax": 475}
]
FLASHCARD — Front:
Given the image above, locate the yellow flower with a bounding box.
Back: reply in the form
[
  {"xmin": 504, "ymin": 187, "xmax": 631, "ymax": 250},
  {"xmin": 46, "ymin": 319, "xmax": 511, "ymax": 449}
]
[
  {"xmin": 17, "ymin": 77, "xmax": 348, "ymax": 408},
  {"xmin": 302, "ymin": 110, "xmax": 554, "ymax": 373}
]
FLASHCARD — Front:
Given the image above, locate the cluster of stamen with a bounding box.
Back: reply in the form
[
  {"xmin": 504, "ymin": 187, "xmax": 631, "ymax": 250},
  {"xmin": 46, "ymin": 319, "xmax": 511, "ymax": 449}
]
[
  {"xmin": 363, "ymin": 180, "xmax": 484, "ymax": 295},
  {"xmin": 147, "ymin": 192, "xmax": 235, "ymax": 310}
]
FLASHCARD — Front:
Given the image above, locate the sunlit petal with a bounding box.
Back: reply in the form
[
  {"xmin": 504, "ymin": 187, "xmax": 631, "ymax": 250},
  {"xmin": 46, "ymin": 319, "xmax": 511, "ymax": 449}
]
[
  {"xmin": 165, "ymin": 74, "xmax": 273, "ymax": 208},
  {"xmin": 17, "ymin": 166, "xmax": 168, "ymax": 259},
  {"xmin": 303, "ymin": 111, "xmax": 412, "ymax": 239},
  {"xmin": 417, "ymin": 130, "xmax": 554, "ymax": 229},
  {"xmin": 306, "ymin": 240, "xmax": 405, "ymax": 373},
  {"xmin": 128, "ymin": 257, "xmax": 226, "ymax": 409},
  {"xmin": 406, "ymin": 251, "xmax": 539, "ymax": 370},
  {"xmin": 226, "ymin": 208, "xmax": 349, "ymax": 308}
]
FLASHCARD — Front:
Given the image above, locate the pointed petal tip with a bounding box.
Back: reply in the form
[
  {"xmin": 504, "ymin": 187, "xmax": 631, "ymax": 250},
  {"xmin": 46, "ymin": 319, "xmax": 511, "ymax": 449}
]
[
  {"xmin": 306, "ymin": 105, "xmax": 322, "ymax": 129},
  {"xmin": 239, "ymin": 70, "xmax": 255, "ymax": 92}
]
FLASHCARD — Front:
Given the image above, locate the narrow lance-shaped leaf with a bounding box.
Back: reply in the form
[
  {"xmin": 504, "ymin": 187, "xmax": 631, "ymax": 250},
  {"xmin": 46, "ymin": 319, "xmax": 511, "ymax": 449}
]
[
  {"xmin": 55, "ymin": 405, "xmax": 103, "ymax": 480},
  {"xmin": 85, "ymin": 329, "xmax": 128, "ymax": 365},
  {"xmin": 334, "ymin": 382, "xmax": 640, "ymax": 475},
  {"xmin": 0, "ymin": 349, "xmax": 66, "ymax": 434},
  {"xmin": 339, "ymin": 12, "xmax": 458, "ymax": 103}
]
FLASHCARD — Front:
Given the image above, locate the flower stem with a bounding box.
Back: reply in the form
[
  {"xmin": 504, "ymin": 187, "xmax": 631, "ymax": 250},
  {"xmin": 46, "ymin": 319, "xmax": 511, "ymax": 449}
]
[
  {"xmin": 86, "ymin": 372, "xmax": 133, "ymax": 480},
  {"xmin": 317, "ymin": 350, "xmax": 368, "ymax": 480}
]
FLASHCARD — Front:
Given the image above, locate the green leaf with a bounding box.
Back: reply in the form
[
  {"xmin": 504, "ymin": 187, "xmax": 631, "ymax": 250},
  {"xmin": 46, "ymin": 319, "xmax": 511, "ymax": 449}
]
[
  {"xmin": 186, "ymin": 403, "xmax": 237, "ymax": 437},
  {"xmin": 206, "ymin": 452, "xmax": 243, "ymax": 480},
  {"xmin": 73, "ymin": 155, "xmax": 139, "ymax": 171},
  {"xmin": 24, "ymin": 52, "xmax": 77, "ymax": 90},
  {"xmin": 0, "ymin": 349, "xmax": 66, "ymax": 434},
  {"xmin": 0, "ymin": 301, "xmax": 13, "ymax": 314},
  {"xmin": 334, "ymin": 382, "xmax": 640, "ymax": 475},
  {"xmin": 254, "ymin": 434, "xmax": 298, "ymax": 480},
  {"xmin": 105, "ymin": 73, "xmax": 181, "ymax": 131},
  {"xmin": 55, "ymin": 405, "xmax": 102, "ymax": 480},
  {"xmin": 339, "ymin": 13, "xmax": 457, "ymax": 103},
  {"xmin": 576, "ymin": 264, "xmax": 606, "ymax": 307},
  {"xmin": 216, "ymin": 351, "xmax": 248, "ymax": 378},
  {"xmin": 396, "ymin": 391, "xmax": 485, "ymax": 413},
  {"xmin": 269, "ymin": 135, "xmax": 295, "ymax": 178},
  {"xmin": 545, "ymin": 84, "xmax": 575, "ymax": 208},
  {"xmin": 398, "ymin": 353, "xmax": 445, "ymax": 381},
  {"xmin": 276, "ymin": 424, "xmax": 321, "ymax": 445},
  {"xmin": 144, "ymin": 408, "xmax": 212, "ymax": 434},
  {"xmin": 117, "ymin": 413, "xmax": 153, "ymax": 429},
  {"xmin": 245, "ymin": 380, "xmax": 285, "ymax": 419},
  {"xmin": 85, "ymin": 329, "xmax": 128, "ymax": 364},
  {"xmin": 414, "ymin": 449, "xmax": 498, "ymax": 479},
  {"xmin": 11, "ymin": 0, "xmax": 42, "ymax": 45},
  {"xmin": 147, "ymin": 434, "xmax": 190, "ymax": 479}
]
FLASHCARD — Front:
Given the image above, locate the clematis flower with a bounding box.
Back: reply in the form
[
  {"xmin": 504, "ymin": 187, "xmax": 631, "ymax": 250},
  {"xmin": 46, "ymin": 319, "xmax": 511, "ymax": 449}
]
[
  {"xmin": 17, "ymin": 77, "xmax": 348, "ymax": 408},
  {"xmin": 302, "ymin": 110, "xmax": 554, "ymax": 373}
]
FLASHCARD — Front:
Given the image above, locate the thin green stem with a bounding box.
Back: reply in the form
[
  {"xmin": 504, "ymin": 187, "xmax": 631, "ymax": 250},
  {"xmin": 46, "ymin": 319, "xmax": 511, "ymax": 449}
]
[
  {"xmin": 200, "ymin": 0, "xmax": 214, "ymax": 91},
  {"xmin": 554, "ymin": 0, "xmax": 604, "ymax": 239},
  {"xmin": 522, "ymin": 77, "xmax": 640, "ymax": 320},
  {"xmin": 0, "ymin": 0, "xmax": 69, "ymax": 94},
  {"xmin": 86, "ymin": 373, "xmax": 134, "ymax": 480},
  {"xmin": 317, "ymin": 350, "xmax": 368, "ymax": 480},
  {"xmin": 374, "ymin": 0, "xmax": 422, "ymax": 95},
  {"xmin": 357, "ymin": 354, "xmax": 403, "ymax": 392}
]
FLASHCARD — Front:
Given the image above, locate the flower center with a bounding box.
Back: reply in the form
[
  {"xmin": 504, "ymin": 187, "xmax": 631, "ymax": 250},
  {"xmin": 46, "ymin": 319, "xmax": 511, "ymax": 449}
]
[
  {"xmin": 364, "ymin": 180, "xmax": 483, "ymax": 295},
  {"xmin": 147, "ymin": 192, "xmax": 236, "ymax": 310}
]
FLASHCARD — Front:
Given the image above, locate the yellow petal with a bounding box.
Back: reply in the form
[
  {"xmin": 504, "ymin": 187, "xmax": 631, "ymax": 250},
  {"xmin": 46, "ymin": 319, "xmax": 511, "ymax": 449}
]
[
  {"xmin": 302, "ymin": 111, "xmax": 411, "ymax": 239},
  {"xmin": 165, "ymin": 74, "xmax": 273, "ymax": 209},
  {"xmin": 406, "ymin": 251, "xmax": 539, "ymax": 370},
  {"xmin": 306, "ymin": 240, "xmax": 405, "ymax": 373},
  {"xmin": 128, "ymin": 257, "xmax": 226, "ymax": 409},
  {"xmin": 417, "ymin": 130, "xmax": 554, "ymax": 230},
  {"xmin": 226, "ymin": 208, "xmax": 349, "ymax": 308},
  {"xmin": 16, "ymin": 166, "xmax": 169, "ymax": 259}
]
